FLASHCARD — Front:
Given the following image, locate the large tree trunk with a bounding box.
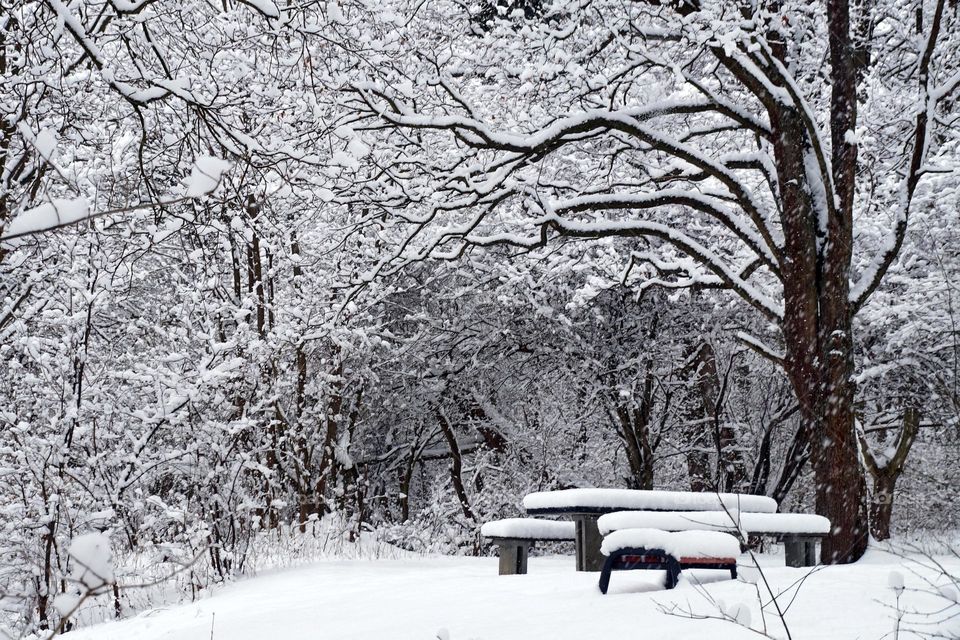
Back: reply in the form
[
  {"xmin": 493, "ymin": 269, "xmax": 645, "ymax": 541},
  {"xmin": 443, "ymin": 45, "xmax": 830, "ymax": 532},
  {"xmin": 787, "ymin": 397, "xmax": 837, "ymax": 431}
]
[
  {"xmin": 812, "ymin": 345, "xmax": 869, "ymax": 563},
  {"xmin": 769, "ymin": 97, "xmax": 868, "ymax": 562},
  {"xmin": 816, "ymin": 0, "xmax": 869, "ymax": 564},
  {"xmin": 778, "ymin": 165, "xmax": 869, "ymax": 563},
  {"xmin": 751, "ymin": 0, "xmax": 869, "ymax": 562}
]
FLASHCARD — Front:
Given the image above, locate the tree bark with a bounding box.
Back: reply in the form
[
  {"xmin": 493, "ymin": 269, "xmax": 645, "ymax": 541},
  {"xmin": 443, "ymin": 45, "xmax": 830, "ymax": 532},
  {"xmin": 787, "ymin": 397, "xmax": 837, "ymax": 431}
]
[
  {"xmin": 608, "ymin": 372, "xmax": 656, "ymax": 490},
  {"xmin": 436, "ymin": 407, "xmax": 477, "ymax": 522},
  {"xmin": 860, "ymin": 407, "xmax": 920, "ymax": 540}
]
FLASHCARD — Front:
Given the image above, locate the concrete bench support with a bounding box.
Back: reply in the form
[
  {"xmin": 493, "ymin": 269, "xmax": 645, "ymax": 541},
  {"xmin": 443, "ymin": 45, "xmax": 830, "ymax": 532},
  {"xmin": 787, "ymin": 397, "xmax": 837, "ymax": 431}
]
[
  {"xmin": 493, "ymin": 539, "xmax": 532, "ymax": 575},
  {"xmin": 784, "ymin": 536, "xmax": 819, "ymax": 567}
]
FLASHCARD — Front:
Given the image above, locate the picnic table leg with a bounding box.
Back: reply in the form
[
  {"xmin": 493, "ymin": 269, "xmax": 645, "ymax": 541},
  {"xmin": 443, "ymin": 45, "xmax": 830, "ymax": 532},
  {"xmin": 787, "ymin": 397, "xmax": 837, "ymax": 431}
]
[{"xmin": 572, "ymin": 514, "xmax": 604, "ymax": 571}]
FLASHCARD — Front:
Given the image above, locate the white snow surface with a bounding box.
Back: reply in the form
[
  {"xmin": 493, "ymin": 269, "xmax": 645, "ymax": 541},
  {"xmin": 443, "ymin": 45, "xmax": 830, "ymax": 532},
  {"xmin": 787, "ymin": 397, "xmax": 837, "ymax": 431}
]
[
  {"xmin": 64, "ymin": 546, "xmax": 960, "ymax": 639},
  {"xmin": 523, "ymin": 489, "xmax": 777, "ymax": 514},
  {"xmin": 2, "ymin": 197, "xmax": 90, "ymax": 240},
  {"xmin": 481, "ymin": 518, "xmax": 576, "ymax": 540},
  {"xmin": 601, "ymin": 529, "xmax": 742, "ymax": 559},
  {"xmin": 598, "ymin": 511, "xmax": 830, "ymax": 535}
]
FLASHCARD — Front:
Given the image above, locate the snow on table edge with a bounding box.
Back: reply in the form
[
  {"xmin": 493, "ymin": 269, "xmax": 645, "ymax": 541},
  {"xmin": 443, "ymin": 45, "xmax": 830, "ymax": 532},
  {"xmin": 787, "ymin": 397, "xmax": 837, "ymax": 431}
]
[
  {"xmin": 480, "ymin": 518, "xmax": 576, "ymax": 540},
  {"xmin": 523, "ymin": 488, "xmax": 778, "ymax": 513}
]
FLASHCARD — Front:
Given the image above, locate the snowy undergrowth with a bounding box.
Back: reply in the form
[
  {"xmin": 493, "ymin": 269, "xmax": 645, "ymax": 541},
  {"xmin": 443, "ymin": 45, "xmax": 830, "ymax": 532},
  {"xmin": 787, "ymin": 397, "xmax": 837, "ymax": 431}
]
[
  {"xmin": 12, "ymin": 528, "xmax": 960, "ymax": 639},
  {"xmin": 7, "ymin": 515, "xmax": 417, "ymax": 639}
]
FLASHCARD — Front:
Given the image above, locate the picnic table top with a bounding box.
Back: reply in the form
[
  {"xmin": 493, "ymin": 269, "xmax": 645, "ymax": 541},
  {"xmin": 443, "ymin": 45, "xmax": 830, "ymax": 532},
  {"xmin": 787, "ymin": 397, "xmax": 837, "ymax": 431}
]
[{"xmin": 523, "ymin": 488, "xmax": 778, "ymax": 516}]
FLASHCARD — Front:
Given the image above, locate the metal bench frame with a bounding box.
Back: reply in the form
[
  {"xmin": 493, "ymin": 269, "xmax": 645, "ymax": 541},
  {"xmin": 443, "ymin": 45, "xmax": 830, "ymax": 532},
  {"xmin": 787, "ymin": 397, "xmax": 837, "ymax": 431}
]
[{"xmin": 598, "ymin": 546, "xmax": 738, "ymax": 594}]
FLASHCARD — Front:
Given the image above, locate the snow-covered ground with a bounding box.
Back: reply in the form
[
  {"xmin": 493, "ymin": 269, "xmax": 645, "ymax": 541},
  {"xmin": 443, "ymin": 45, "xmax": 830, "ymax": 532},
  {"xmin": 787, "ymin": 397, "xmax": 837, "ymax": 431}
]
[{"xmin": 64, "ymin": 544, "xmax": 960, "ymax": 640}]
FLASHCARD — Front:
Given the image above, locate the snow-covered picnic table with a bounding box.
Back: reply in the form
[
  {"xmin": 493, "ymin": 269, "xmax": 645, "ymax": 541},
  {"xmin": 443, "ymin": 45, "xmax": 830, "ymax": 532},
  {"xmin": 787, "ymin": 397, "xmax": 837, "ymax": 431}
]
[{"xmin": 522, "ymin": 489, "xmax": 778, "ymax": 571}]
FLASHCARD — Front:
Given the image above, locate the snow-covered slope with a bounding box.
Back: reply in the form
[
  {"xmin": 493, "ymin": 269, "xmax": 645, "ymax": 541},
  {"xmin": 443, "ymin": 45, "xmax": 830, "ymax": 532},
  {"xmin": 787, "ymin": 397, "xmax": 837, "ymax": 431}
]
[{"xmin": 65, "ymin": 547, "xmax": 960, "ymax": 640}]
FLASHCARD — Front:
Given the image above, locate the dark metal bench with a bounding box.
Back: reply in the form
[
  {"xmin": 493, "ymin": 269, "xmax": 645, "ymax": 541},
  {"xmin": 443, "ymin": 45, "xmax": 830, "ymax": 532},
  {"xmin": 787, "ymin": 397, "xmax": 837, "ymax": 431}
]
[
  {"xmin": 598, "ymin": 546, "xmax": 738, "ymax": 593},
  {"xmin": 597, "ymin": 511, "xmax": 830, "ymax": 568}
]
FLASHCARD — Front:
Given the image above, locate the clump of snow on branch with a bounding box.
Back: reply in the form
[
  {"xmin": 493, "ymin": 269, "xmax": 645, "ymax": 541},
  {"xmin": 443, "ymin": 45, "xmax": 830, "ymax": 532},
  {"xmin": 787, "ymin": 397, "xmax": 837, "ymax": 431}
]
[
  {"xmin": 68, "ymin": 532, "xmax": 115, "ymax": 593},
  {"xmin": 888, "ymin": 570, "xmax": 905, "ymax": 595},
  {"xmin": 185, "ymin": 156, "xmax": 232, "ymax": 198},
  {"xmin": 2, "ymin": 197, "xmax": 90, "ymax": 240}
]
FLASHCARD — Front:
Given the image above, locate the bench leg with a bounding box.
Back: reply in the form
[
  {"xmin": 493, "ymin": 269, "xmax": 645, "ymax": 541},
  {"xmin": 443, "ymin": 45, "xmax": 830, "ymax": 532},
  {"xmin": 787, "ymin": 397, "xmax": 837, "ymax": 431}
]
[
  {"xmin": 497, "ymin": 541, "xmax": 531, "ymax": 575},
  {"xmin": 665, "ymin": 557, "xmax": 681, "ymax": 589},
  {"xmin": 804, "ymin": 540, "xmax": 817, "ymax": 567},
  {"xmin": 598, "ymin": 554, "xmax": 616, "ymax": 594}
]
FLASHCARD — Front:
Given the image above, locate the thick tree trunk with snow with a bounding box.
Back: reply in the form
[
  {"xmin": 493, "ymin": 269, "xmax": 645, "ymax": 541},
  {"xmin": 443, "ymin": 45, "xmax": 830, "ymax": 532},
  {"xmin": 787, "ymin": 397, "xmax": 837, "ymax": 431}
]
[
  {"xmin": 773, "ymin": 117, "xmax": 869, "ymax": 562},
  {"xmin": 779, "ymin": 242, "xmax": 868, "ymax": 563},
  {"xmin": 811, "ymin": 345, "xmax": 869, "ymax": 563},
  {"xmin": 746, "ymin": 0, "xmax": 868, "ymax": 564}
]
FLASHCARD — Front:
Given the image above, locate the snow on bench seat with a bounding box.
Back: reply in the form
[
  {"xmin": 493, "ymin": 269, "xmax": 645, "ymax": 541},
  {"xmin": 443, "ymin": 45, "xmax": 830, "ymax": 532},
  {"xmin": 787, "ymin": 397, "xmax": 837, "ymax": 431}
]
[
  {"xmin": 481, "ymin": 518, "xmax": 575, "ymax": 541},
  {"xmin": 523, "ymin": 488, "xmax": 777, "ymax": 514},
  {"xmin": 482, "ymin": 518, "xmax": 575, "ymax": 575},
  {"xmin": 601, "ymin": 528, "xmax": 742, "ymax": 560},
  {"xmin": 598, "ymin": 511, "xmax": 830, "ymax": 536},
  {"xmin": 598, "ymin": 529, "xmax": 740, "ymax": 593}
]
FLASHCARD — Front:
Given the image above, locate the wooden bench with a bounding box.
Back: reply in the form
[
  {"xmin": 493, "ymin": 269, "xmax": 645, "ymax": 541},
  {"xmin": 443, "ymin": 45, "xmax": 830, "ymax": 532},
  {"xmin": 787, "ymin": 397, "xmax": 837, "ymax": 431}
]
[
  {"xmin": 597, "ymin": 510, "xmax": 830, "ymax": 568},
  {"xmin": 481, "ymin": 518, "xmax": 575, "ymax": 575},
  {"xmin": 598, "ymin": 529, "xmax": 740, "ymax": 594}
]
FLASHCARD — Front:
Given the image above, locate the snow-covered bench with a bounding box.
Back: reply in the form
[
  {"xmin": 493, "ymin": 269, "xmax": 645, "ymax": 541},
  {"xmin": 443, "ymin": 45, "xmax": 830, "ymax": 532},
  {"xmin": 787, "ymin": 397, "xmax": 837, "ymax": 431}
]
[
  {"xmin": 598, "ymin": 511, "xmax": 831, "ymax": 567},
  {"xmin": 598, "ymin": 529, "xmax": 740, "ymax": 594},
  {"xmin": 481, "ymin": 518, "xmax": 576, "ymax": 575}
]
